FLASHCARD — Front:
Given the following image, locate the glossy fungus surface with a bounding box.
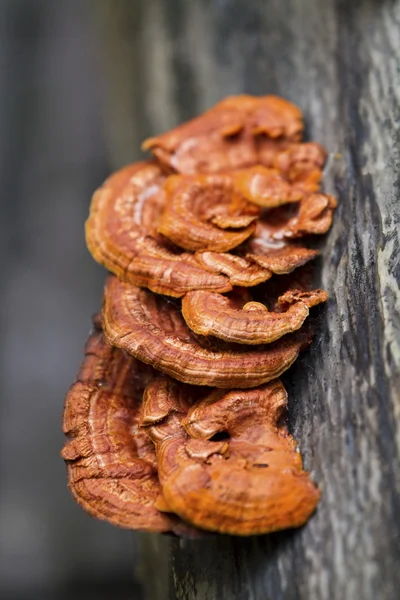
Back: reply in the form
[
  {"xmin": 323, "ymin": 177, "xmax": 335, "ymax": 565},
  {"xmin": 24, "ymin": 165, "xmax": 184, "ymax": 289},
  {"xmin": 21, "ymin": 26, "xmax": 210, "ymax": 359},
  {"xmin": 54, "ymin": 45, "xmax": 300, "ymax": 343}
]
[
  {"xmin": 85, "ymin": 161, "xmax": 231, "ymax": 297},
  {"xmin": 141, "ymin": 376, "xmax": 320, "ymax": 535},
  {"xmin": 143, "ymin": 95, "xmax": 304, "ymax": 174},
  {"xmin": 182, "ymin": 288, "xmax": 327, "ymax": 344},
  {"xmin": 102, "ymin": 277, "xmax": 310, "ymax": 388},
  {"xmin": 61, "ymin": 322, "xmax": 196, "ymax": 535}
]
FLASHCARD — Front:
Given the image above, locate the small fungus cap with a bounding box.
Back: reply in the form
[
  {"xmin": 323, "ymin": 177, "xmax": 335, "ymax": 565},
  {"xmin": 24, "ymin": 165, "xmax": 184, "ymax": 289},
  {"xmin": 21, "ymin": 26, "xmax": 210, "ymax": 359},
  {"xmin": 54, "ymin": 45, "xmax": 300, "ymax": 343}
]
[
  {"xmin": 102, "ymin": 277, "xmax": 310, "ymax": 388},
  {"xmin": 158, "ymin": 173, "xmax": 260, "ymax": 252},
  {"xmin": 85, "ymin": 161, "xmax": 231, "ymax": 297},
  {"xmin": 140, "ymin": 376, "xmax": 320, "ymax": 536},
  {"xmin": 61, "ymin": 322, "xmax": 196, "ymax": 535},
  {"xmin": 182, "ymin": 288, "xmax": 327, "ymax": 345}
]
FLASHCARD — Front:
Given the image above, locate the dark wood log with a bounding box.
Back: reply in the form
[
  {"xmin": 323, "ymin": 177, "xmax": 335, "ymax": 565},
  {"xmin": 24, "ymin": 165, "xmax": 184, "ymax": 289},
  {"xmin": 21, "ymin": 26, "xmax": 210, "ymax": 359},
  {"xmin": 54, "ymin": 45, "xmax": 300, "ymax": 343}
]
[{"xmin": 97, "ymin": 1, "xmax": 400, "ymax": 598}]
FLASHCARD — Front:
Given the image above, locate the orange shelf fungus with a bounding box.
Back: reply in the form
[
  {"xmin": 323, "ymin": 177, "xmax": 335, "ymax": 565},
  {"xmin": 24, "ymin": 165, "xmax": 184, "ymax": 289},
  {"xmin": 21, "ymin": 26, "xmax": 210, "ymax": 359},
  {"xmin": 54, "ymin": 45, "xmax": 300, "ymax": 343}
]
[
  {"xmin": 291, "ymin": 193, "xmax": 337, "ymax": 236},
  {"xmin": 246, "ymin": 244, "xmax": 320, "ymax": 274},
  {"xmin": 231, "ymin": 165, "xmax": 304, "ymax": 207},
  {"xmin": 248, "ymin": 193, "xmax": 337, "ymax": 248},
  {"xmin": 85, "ymin": 160, "xmax": 335, "ymax": 297},
  {"xmin": 102, "ymin": 277, "xmax": 310, "ymax": 388},
  {"xmin": 158, "ymin": 173, "xmax": 260, "ymax": 252},
  {"xmin": 158, "ymin": 164, "xmax": 330, "ymax": 257},
  {"xmin": 273, "ymin": 141, "xmax": 327, "ymax": 192},
  {"xmin": 85, "ymin": 161, "xmax": 231, "ymax": 297},
  {"xmin": 195, "ymin": 251, "xmax": 273, "ymax": 287},
  {"xmin": 64, "ymin": 94, "xmax": 337, "ymax": 536},
  {"xmin": 182, "ymin": 288, "xmax": 327, "ymax": 345},
  {"xmin": 142, "ymin": 95, "xmax": 304, "ymax": 174},
  {"xmin": 195, "ymin": 244, "xmax": 319, "ymax": 284},
  {"xmin": 140, "ymin": 376, "xmax": 320, "ymax": 536},
  {"xmin": 61, "ymin": 321, "xmax": 199, "ymax": 536}
]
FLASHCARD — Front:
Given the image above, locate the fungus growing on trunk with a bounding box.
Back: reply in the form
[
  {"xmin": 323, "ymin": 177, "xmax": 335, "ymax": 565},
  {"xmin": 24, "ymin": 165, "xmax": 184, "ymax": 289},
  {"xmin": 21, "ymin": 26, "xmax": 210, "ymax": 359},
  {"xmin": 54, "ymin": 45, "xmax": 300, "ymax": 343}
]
[
  {"xmin": 248, "ymin": 193, "xmax": 337, "ymax": 247},
  {"xmin": 86, "ymin": 160, "xmax": 335, "ymax": 297},
  {"xmin": 158, "ymin": 172, "xmax": 260, "ymax": 252},
  {"xmin": 142, "ymin": 95, "xmax": 304, "ymax": 174},
  {"xmin": 182, "ymin": 288, "xmax": 328, "ymax": 344},
  {"xmin": 85, "ymin": 161, "xmax": 231, "ymax": 297},
  {"xmin": 140, "ymin": 376, "xmax": 320, "ymax": 535},
  {"xmin": 273, "ymin": 141, "xmax": 327, "ymax": 191},
  {"xmin": 102, "ymin": 277, "xmax": 310, "ymax": 388},
  {"xmin": 64, "ymin": 93, "xmax": 336, "ymax": 537},
  {"xmin": 61, "ymin": 321, "xmax": 197, "ymax": 536}
]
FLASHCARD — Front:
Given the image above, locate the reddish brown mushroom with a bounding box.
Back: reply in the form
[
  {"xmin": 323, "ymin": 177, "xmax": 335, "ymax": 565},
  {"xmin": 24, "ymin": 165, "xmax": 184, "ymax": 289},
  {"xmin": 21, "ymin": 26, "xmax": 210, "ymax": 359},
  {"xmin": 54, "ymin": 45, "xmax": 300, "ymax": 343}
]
[
  {"xmin": 61, "ymin": 321, "xmax": 198, "ymax": 535},
  {"xmin": 102, "ymin": 277, "xmax": 311, "ymax": 388},
  {"xmin": 140, "ymin": 376, "xmax": 320, "ymax": 536},
  {"xmin": 182, "ymin": 288, "xmax": 328, "ymax": 344},
  {"xmin": 85, "ymin": 161, "xmax": 335, "ymax": 297},
  {"xmin": 273, "ymin": 142, "xmax": 327, "ymax": 192},
  {"xmin": 190, "ymin": 184, "xmax": 335, "ymax": 282},
  {"xmin": 246, "ymin": 244, "xmax": 320, "ymax": 274},
  {"xmin": 142, "ymin": 95, "xmax": 304, "ymax": 174},
  {"xmin": 291, "ymin": 193, "xmax": 337, "ymax": 236},
  {"xmin": 247, "ymin": 193, "xmax": 337, "ymax": 249},
  {"xmin": 158, "ymin": 173, "xmax": 260, "ymax": 252},
  {"xmin": 85, "ymin": 161, "xmax": 231, "ymax": 297},
  {"xmin": 159, "ymin": 163, "xmax": 326, "ymax": 256},
  {"xmin": 63, "ymin": 93, "xmax": 338, "ymax": 539},
  {"xmin": 194, "ymin": 251, "xmax": 273, "ymax": 287},
  {"xmin": 195, "ymin": 244, "xmax": 319, "ymax": 285},
  {"xmin": 231, "ymin": 165, "xmax": 304, "ymax": 207}
]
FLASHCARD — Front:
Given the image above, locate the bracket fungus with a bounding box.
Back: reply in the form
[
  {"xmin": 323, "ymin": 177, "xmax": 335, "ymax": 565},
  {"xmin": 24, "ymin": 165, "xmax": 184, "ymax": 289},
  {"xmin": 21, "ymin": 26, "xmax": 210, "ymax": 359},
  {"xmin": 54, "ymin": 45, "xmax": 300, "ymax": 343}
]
[
  {"xmin": 64, "ymin": 93, "xmax": 337, "ymax": 536},
  {"xmin": 194, "ymin": 251, "xmax": 274, "ymax": 287},
  {"xmin": 61, "ymin": 322, "xmax": 197, "ymax": 535},
  {"xmin": 158, "ymin": 172, "xmax": 260, "ymax": 252},
  {"xmin": 85, "ymin": 159, "xmax": 335, "ymax": 297},
  {"xmin": 158, "ymin": 165, "xmax": 319, "ymax": 253},
  {"xmin": 231, "ymin": 165, "xmax": 304, "ymax": 208},
  {"xmin": 247, "ymin": 193, "xmax": 337, "ymax": 250},
  {"xmin": 102, "ymin": 277, "xmax": 310, "ymax": 388},
  {"xmin": 195, "ymin": 244, "xmax": 320, "ymax": 286},
  {"xmin": 182, "ymin": 288, "xmax": 327, "ymax": 345},
  {"xmin": 85, "ymin": 161, "xmax": 231, "ymax": 297},
  {"xmin": 140, "ymin": 376, "xmax": 320, "ymax": 536},
  {"xmin": 142, "ymin": 95, "xmax": 304, "ymax": 174},
  {"xmin": 245, "ymin": 244, "xmax": 320, "ymax": 275},
  {"xmin": 273, "ymin": 141, "xmax": 327, "ymax": 191}
]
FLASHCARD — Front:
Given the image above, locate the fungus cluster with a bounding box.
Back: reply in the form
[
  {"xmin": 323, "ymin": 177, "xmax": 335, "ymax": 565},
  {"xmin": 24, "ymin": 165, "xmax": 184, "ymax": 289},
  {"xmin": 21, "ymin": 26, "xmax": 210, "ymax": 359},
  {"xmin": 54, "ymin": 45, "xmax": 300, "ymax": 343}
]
[{"xmin": 62, "ymin": 95, "xmax": 336, "ymax": 536}]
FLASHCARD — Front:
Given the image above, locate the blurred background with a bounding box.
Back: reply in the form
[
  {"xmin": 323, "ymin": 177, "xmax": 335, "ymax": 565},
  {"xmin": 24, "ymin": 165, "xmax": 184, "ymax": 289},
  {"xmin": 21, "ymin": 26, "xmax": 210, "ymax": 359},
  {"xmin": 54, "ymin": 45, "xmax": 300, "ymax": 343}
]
[{"xmin": 0, "ymin": 1, "xmax": 137, "ymax": 598}]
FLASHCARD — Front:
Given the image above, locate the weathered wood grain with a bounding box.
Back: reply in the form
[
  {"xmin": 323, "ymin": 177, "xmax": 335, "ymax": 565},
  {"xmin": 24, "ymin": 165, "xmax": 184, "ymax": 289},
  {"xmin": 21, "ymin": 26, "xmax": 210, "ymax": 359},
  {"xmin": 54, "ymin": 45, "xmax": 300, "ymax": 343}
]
[{"xmin": 98, "ymin": 0, "xmax": 400, "ymax": 598}]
